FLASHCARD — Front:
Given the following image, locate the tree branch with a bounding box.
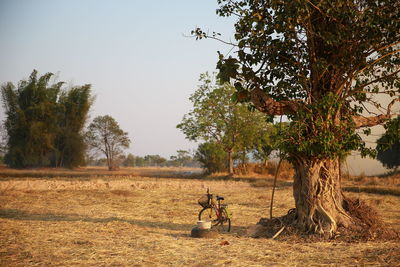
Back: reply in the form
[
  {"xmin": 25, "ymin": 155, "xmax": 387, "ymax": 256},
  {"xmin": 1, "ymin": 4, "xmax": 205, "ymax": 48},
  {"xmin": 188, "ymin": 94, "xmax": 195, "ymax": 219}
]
[
  {"xmin": 352, "ymin": 114, "xmax": 391, "ymax": 128},
  {"xmin": 250, "ymin": 87, "xmax": 301, "ymax": 115},
  {"xmin": 356, "ymin": 48, "xmax": 400, "ymax": 77},
  {"xmin": 350, "ymin": 69, "xmax": 400, "ymax": 94},
  {"xmin": 352, "ymin": 99, "xmax": 399, "ymax": 128}
]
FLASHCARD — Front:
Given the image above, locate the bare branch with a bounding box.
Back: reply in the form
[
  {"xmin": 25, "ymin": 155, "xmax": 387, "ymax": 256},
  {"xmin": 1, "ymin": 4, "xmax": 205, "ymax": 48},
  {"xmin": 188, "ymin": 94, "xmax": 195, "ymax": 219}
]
[
  {"xmin": 350, "ymin": 69, "xmax": 400, "ymax": 94},
  {"xmin": 356, "ymin": 48, "xmax": 400, "ymax": 77},
  {"xmin": 183, "ymin": 32, "xmax": 239, "ymax": 47}
]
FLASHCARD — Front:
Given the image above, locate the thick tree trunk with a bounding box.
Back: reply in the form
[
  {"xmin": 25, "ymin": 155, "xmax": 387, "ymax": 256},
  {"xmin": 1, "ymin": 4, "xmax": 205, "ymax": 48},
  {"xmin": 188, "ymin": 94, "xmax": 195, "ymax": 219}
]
[{"xmin": 292, "ymin": 157, "xmax": 351, "ymax": 236}]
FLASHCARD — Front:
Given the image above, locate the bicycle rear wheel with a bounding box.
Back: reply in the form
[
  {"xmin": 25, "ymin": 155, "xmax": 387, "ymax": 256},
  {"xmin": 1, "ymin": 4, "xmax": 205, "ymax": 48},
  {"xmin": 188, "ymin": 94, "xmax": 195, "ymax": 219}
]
[{"xmin": 219, "ymin": 208, "xmax": 231, "ymax": 232}]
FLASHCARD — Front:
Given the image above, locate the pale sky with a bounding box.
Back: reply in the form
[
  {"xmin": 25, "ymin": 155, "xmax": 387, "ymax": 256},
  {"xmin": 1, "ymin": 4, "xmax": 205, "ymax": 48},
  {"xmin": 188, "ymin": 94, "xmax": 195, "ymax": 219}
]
[
  {"xmin": 0, "ymin": 0, "xmax": 397, "ymax": 175},
  {"xmin": 0, "ymin": 0, "xmax": 238, "ymax": 158}
]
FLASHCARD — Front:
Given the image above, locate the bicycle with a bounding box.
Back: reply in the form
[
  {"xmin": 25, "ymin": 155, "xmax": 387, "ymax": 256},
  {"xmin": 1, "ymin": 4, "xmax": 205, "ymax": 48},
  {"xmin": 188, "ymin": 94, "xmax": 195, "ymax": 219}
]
[{"xmin": 197, "ymin": 188, "xmax": 231, "ymax": 232}]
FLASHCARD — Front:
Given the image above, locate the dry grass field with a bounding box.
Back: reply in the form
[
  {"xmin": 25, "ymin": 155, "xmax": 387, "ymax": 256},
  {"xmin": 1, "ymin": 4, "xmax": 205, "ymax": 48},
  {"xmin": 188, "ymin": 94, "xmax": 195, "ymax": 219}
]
[{"xmin": 0, "ymin": 166, "xmax": 399, "ymax": 266}]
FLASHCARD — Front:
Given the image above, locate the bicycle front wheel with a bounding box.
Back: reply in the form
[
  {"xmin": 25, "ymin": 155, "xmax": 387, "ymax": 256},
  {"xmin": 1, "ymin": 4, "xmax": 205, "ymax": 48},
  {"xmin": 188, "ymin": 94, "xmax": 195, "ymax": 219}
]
[
  {"xmin": 198, "ymin": 207, "xmax": 218, "ymax": 224},
  {"xmin": 198, "ymin": 207, "xmax": 231, "ymax": 232}
]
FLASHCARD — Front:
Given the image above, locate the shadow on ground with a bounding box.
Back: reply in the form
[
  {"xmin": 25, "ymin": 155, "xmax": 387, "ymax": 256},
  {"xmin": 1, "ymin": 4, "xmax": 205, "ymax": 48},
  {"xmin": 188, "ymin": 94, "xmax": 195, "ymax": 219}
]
[
  {"xmin": 343, "ymin": 186, "xmax": 400, "ymax": 197},
  {"xmin": 0, "ymin": 209, "xmax": 192, "ymax": 231},
  {"xmin": 0, "ymin": 208, "xmax": 249, "ymax": 236}
]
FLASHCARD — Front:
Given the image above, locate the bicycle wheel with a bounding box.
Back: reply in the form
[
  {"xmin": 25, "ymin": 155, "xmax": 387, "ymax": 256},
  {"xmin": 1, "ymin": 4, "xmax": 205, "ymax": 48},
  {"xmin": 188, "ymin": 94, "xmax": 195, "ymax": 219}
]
[
  {"xmin": 198, "ymin": 207, "xmax": 218, "ymax": 224},
  {"xmin": 198, "ymin": 207, "xmax": 231, "ymax": 232},
  {"xmin": 219, "ymin": 208, "xmax": 231, "ymax": 232}
]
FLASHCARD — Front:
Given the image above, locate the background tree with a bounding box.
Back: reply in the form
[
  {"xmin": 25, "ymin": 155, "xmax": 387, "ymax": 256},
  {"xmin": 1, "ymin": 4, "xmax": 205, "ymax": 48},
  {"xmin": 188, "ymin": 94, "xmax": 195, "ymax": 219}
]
[
  {"xmin": 177, "ymin": 72, "xmax": 274, "ymax": 175},
  {"xmin": 251, "ymin": 123, "xmax": 284, "ymax": 165},
  {"xmin": 134, "ymin": 156, "xmax": 146, "ymax": 167},
  {"xmin": 169, "ymin": 150, "xmax": 193, "ymax": 167},
  {"xmin": 86, "ymin": 115, "xmax": 130, "ymax": 170},
  {"xmin": 195, "ymin": 0, "xmax": 400, "ymax": 236},
  {"xmin": 123, "ymin": 153, "xmax": 136, "ymax": 167},
  {"xmin": 195, "ymin": 142, "xmax": 227, "ymax": 174},
  {"xmin": 143, "ymin": 155, "xmax": 167, "ymax": 167},
  {"xmin": 377, "ymin": 116, "xmax": 400, "ymax": 170},
  {"xmin": 1, "ymin": 70, "xmax": 92, "ymax": 168}
]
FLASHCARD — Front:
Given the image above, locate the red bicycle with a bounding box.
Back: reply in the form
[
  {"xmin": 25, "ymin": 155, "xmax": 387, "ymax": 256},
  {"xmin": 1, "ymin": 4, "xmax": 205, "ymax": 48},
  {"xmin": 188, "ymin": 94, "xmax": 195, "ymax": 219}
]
[{"xmin": 198, "ymin": 188, "xmax": 231, "ymax": 232}]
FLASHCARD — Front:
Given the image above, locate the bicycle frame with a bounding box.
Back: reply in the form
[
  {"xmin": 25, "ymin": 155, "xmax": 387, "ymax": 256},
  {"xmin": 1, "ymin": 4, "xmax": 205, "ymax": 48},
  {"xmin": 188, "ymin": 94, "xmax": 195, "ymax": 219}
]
[{"xmin": 208, "ymin": 197, "xmax": 224, "ymax": 221}]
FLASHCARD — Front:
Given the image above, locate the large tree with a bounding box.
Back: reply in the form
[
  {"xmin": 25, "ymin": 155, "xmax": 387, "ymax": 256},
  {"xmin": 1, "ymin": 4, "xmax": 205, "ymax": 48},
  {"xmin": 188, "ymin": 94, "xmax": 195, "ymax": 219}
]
[
  {"xmin": 1, "ymin": 70, "xmax": 92, "ymax": 168},
  {"xmin": 195, "ymin": 0, "xmax": 400, "ymax": 236},
  {"xmin": 86, "ymin": 115, "xmax": 130, "ymax": 170},
  {"xmin": 177, "ymin": 72, "xmax": 274, "ymax": 175}
]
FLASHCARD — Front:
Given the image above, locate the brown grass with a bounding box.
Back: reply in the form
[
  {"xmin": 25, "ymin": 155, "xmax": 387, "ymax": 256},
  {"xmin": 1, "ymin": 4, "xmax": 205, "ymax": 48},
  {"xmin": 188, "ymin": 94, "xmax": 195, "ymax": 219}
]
[
  {"xmin": 234, "ymin": 161, "xmax": 294, "ymax": 180},
  {"xmin": 0, "ymin": 166, "xmax": 399, "ymax": 266}
]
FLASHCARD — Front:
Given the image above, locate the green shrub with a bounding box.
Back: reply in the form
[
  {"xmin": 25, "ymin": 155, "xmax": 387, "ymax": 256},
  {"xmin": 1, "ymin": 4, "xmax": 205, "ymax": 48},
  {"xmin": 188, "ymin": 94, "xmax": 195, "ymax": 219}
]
[{"xmin": 195, "ymin": 142, "xmax": 226, "ymax": 174}]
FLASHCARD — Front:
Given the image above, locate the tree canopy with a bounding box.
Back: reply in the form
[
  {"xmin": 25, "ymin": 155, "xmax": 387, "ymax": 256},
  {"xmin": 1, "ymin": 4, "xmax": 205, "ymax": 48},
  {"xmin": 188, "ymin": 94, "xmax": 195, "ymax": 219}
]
[
  {"xmin": 1, "ymin": 70, "xmax": 93, "ymax": 168},
  {"xmin": 197, "ymin": 0, "xmax": 400, "ymax": 160},
  {"xmin": 86, "ymin": 115, "xmax": 130, "ymax": 171}
]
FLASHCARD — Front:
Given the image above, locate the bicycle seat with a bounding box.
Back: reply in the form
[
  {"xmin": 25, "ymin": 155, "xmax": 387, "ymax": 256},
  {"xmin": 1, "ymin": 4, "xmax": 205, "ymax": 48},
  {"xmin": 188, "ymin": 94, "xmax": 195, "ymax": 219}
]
[{"xmin": 216, "ymin": 196, "xmax": 224, "ymax": 201}]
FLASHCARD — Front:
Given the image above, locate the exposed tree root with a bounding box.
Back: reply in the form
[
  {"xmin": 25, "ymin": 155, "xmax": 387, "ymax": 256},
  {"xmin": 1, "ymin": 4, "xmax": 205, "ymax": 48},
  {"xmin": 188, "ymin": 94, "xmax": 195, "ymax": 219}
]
[{"xmin": 249, "ymin": 199, "xmax": 399, "ymax": 242}]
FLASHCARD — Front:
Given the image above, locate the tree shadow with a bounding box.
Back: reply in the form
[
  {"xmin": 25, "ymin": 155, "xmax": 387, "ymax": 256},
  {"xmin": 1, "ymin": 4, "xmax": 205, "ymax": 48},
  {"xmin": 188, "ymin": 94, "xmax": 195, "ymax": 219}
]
[
  {"xmin": 343, "ymin": 186, "xmax": 400, "ymax": 197},
  {"xmin": 0, "ymin": 208, "xmax": 251, "ymax": 237},
  {"xmin": 0, "ymin": 209, "xmax": 193, "ymax": 231}
]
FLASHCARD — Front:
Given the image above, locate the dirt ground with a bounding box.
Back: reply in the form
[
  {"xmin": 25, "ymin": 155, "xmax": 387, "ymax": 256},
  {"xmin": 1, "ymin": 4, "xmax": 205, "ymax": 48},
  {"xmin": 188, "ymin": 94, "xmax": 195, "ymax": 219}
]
[{"xmin": 0, "ymin": 167, "xmax": 399, "ymax": 266}]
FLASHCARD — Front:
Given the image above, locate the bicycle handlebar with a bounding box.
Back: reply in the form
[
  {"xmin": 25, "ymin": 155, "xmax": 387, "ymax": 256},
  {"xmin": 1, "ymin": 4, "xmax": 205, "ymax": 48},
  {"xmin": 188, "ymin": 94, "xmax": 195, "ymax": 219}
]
[{"xmin": 206, "ymin": 189, "xmax": 224, "ymax": 201}]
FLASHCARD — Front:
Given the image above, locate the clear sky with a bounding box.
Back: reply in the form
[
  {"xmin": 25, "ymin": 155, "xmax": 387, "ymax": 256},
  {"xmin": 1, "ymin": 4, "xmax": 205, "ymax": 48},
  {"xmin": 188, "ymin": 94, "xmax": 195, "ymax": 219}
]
[
  {"xmin": 0, "ymin": 0, "xmax": 397, "ymax": 175},
  {"xmin": 0, "ymin": 0, "xmax": 237, "ymax": 158}
]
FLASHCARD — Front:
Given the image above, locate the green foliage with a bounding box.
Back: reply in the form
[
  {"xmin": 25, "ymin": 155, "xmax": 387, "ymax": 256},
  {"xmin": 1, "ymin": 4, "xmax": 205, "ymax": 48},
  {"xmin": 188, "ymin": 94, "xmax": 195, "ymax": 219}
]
[
  {"xmin": 177, "ymin": 72, "xmax": 276, "ymax": 171},
  {"xmin": 1, "ymin": 70, "xmax": 93, "ymax": 168},
  {"xmin": 54, "ymin": 85, "xmax": 92, "ymax": 168},
  {"xmin": 282, "ymin": 93, "xmax": 375, "ymax": 160},
  {"xmin": 377, "ymin": 117, "xmax": 400, "ymax": 170},
  {"xmin": 212, "ymin": 0, "xmax": 400, "ymax": 161},
  {"xmin": 195, "ymin": 142, "xmax": 227, "ymax": 174},
  {"xmin": 252, "ymin": 122, "xmax": 284, "ymax": 163},
  {"xmin": 86, "ymin": 115, "xmax": 130, "ymax": 170},
  {"xmin": 377, "ymin": 142, "xmax": 400, "ymax": 170}
]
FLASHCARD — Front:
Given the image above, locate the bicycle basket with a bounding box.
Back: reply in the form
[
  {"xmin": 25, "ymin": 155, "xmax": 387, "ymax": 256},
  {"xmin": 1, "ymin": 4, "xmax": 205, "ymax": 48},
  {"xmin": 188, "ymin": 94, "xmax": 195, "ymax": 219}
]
[{"xmin": 198, "ymin": 194, "xmax": 211, "ymax": 208}]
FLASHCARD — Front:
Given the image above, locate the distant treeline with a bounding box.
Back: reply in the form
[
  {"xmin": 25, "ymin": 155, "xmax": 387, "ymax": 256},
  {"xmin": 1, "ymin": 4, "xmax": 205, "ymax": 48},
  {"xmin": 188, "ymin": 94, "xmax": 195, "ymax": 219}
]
[{"xmin": 87, "ymin": 151, "xmax": 200, "ymax": 168}]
